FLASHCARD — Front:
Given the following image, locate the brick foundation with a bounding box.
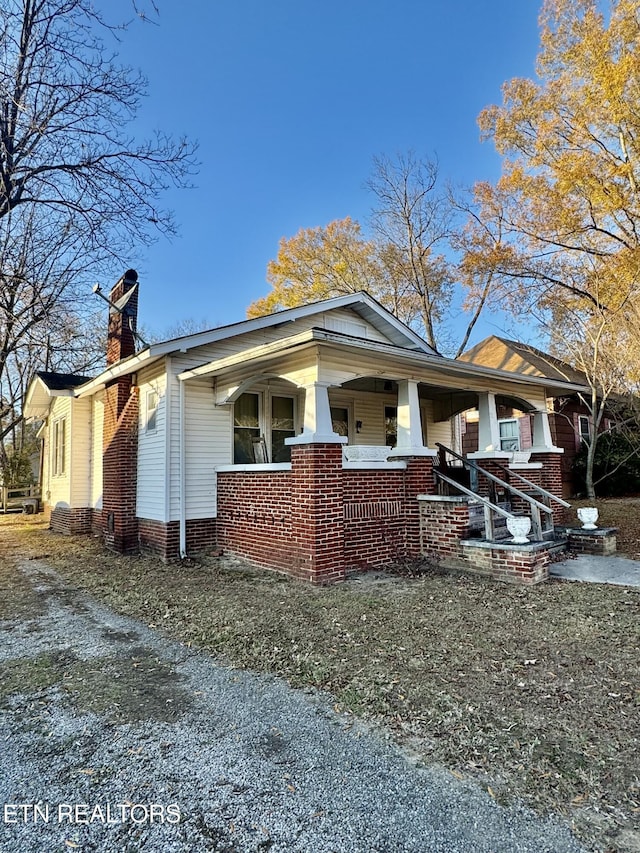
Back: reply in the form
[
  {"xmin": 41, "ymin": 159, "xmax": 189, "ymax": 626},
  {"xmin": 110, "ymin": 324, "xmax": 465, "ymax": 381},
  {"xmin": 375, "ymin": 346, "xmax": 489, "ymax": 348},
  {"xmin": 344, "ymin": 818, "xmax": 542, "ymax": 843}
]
[
  {"xmin": 50, "ymin": 506, "xmax": 93, "ymax": 535},
  {"xmin": 138, "ymin": 517, "xmax": 217, "ymax": 560},
  {"xmin": 44, "ymin": 438, "xmax": 567, "ymax": 587}
]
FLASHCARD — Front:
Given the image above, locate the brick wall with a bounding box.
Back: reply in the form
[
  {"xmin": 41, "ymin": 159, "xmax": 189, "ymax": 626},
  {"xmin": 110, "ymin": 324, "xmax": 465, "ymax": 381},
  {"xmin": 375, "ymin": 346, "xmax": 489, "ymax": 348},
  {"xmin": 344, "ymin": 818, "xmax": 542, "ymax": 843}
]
[
  {"xmin": 567, "ymin": 528, "xmax": 617, "ymax": 556},
  {"xmin": 216, "ymin": 470, "xmax": 295, "ymax": 574},
  {"xmin": 404, "ymin": 456, "xmax": 436, "ymax": 555},
  {"xmin": 475, "ymin": 458, "xmax": 509, "ymax": 501},
  {"xmin": 343, "ymin": 470, "xmax": 406, "ymax": 569},
  {"xmin": 507, "ymin": 465, "xmax": 542, "ymax": 517},
  {"xmin": 213, "ymin": 454, "xmax": 436, "ymax": 580},
  {"xmin": 290, "ymin": 444, "xmax": 345, "ymax": 584},
  {"xmin": 461, "ymin": 543, "xmax": 550, "ymax": 584},
  {"xmin": 102, "ymin": 378, "xmax": 139, "ymax": 552},
  {"xmin": 50, "ymin": 506, "xmax": 93, "ymax": 535},
  {"xmin": 138, "ymin": 517, "xmax": 217, "ymax": 559},
  {"xmin": 419, "ymin": 498, "xmax": 471, "ymax": 559},
  {"xmin": 530, "ymin": 452, "xmax": 564, "ymax": 523}
]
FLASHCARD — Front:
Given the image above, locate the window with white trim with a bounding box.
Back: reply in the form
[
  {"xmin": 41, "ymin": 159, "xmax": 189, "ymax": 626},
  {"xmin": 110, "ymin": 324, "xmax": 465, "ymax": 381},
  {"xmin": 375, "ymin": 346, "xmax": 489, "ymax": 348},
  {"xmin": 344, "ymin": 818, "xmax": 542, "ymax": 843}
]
[
  {"xmin": 52, "ymin": 417, "xmax": 66, "ymax": 476},
  {"xmin": 498, "ymin": 418, "xmax": 520, "ymax": 452},
  {"xmin": 270, "ymin": 395, "xmax": 295, "ymax": 462},
  {"xmin": 146, "ymin": 389, "xmax": 159, "ymax": 433},
  {"xmin": 233, "ymin": 393, "xmax": 260, "ymax": 464},
  {"xmin": 233, "ymin": 391, "xmax": 297, "ymax": 464}
]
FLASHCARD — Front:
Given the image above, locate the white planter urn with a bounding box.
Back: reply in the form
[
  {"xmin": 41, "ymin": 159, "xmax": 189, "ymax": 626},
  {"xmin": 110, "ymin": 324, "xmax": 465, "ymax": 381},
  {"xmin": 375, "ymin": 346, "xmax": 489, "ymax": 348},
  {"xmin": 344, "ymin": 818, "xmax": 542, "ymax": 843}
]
[
  {"xmin": 506, "ymin": 516, "xmax": 532, "ymax": 544},
  {"xmin": 577, "ymin": 507, "xmax": 599, "ymax": 530}
]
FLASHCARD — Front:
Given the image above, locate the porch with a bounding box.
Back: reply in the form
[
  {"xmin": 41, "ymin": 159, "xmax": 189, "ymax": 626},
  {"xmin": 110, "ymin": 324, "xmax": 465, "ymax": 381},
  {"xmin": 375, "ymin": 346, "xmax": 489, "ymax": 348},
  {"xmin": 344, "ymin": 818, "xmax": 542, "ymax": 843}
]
[{"xmin": 173, "ymin": 329, "xmax": 581, "ymax": 583}]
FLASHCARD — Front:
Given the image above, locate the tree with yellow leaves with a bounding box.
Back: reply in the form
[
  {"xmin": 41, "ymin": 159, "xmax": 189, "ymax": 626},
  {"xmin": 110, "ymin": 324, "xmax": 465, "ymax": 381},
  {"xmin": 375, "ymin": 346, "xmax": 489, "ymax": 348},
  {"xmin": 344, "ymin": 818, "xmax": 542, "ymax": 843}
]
[
  {"xmin": 246, "ymin": 217, "xmax": 383, "ymax": 319},
  {"xmin": 471, "ymin": 0, "xmax": 640, "ymax": 495},
  {"xmin": 475, "ymin": 0, "xmax": 640, "ymax": 321}
]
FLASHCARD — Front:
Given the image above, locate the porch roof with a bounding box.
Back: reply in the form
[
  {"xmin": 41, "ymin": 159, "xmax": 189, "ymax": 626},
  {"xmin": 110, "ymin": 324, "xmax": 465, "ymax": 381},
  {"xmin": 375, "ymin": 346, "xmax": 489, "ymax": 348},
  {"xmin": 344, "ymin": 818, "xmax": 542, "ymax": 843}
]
[{"xmin": 177, "ymin": 327, "xmax": 589, "ymax": 397}]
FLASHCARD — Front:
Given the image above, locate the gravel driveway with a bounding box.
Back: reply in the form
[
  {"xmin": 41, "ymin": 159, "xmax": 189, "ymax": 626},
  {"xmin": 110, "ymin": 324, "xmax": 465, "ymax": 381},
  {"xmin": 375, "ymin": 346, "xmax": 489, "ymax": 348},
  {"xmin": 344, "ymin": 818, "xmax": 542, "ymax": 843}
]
[{"xmin": 0, "ymin": 556, "xmax": 586, "ymax": 853}]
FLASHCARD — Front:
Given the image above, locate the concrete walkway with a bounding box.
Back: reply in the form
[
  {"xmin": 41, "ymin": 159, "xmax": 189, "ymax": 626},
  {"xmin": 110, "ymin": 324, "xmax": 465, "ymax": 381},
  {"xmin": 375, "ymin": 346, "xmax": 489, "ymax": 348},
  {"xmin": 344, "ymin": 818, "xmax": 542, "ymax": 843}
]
[{"xmin": 550, "ymin": 553, "xmax": 640, "ymax": 587}]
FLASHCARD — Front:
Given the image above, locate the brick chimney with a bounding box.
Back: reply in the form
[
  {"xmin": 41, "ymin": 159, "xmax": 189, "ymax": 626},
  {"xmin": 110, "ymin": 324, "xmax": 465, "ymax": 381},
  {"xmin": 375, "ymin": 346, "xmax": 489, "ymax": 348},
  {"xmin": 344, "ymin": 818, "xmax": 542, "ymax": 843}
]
[
  {"xmin": 106, "ymin": 269, "xmax": 139, "ymax": 365},
  {"xmin": 102, "ymin": 269, "xmax": 140, "ymax": 553}
]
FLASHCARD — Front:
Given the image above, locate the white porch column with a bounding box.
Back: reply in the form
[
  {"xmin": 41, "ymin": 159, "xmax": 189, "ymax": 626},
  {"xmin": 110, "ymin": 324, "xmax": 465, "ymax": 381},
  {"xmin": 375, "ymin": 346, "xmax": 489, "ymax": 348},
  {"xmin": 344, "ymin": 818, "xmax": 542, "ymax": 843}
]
[
  {"xmin": 286, "ymin": 381, "xmax": 346, "ymax": 445},
  {"xmin": 530, "ymin": 409, "xmax": 562, "ymax": 453},
  {"xmin": 388, "ymin": 379, "xmax": 435, "ymax": 458},
  {"xmin": 467, "ymin": 391, "xmax": 510, "ymax": 460},
  {"xmin": 477, "ymin": 391, "xmax": 501, "ymax": 452}
]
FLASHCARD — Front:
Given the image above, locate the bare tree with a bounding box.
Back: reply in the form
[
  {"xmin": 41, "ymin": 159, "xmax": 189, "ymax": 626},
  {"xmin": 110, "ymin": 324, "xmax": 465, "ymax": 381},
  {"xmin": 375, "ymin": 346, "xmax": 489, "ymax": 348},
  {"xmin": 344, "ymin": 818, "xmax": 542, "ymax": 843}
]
[
  {"xmin": 0, "ymin": 0, "xmax": 197, "ymax": 453},
  {"xmin": 366, "ymin": 152, "xmax": 455, "ymax": 352}
]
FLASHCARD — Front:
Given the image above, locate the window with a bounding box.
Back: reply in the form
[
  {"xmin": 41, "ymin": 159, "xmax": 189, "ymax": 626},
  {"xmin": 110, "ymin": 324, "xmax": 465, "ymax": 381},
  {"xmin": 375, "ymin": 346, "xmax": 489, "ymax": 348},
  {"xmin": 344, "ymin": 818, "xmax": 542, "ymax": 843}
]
[
  {"xmin": 233, "ymin": 391, "xmax": 298, "ymax": 464},
  {"xmin": 384, "ymin": 406, "xmax": 397, "ymax": 447},
  {"xmin": 498, "ymin": 418, "xmax": 520, "ymax": 452},
  {"xmin": 578, "ymin": 415, "xmax": 591, "ymax": 443},
  {"xmin": 330, "ymin": 406, "xmax": 349, "ymax": 438},
  {"xmin": 233, "ymin": 393, "xmax": 260, "ymax": 463},
  {"xmin": 271, "ymin": 396, "xmax": 295, "ymax": 462},
  {"xmin": 52, "ymin": 417, "xmax": 66, "ymax": 476},
  {"xmin": 146, "ymin": 390, "xmax": 159, "ymax": 433}
]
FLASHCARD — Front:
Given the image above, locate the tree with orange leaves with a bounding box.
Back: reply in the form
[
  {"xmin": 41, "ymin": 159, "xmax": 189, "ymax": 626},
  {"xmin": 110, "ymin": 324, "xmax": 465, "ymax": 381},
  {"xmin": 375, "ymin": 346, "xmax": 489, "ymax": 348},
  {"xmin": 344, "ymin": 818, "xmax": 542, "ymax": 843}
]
[{"xmin": 467, "ymin": 0, "xmax": 640, "ymax": 495}]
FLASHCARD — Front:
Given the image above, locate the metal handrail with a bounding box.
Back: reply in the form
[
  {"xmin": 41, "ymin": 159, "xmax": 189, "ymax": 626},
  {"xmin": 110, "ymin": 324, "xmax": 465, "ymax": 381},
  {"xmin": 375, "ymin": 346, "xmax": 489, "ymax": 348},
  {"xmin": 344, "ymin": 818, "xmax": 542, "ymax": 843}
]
[
  {"xmin": 433, "ymin": 471, "xmax": 514, "ymax": 519},
  {"xmin": 435, "ymin": 443, "xmax": 571, "ymax": 509},
  {"xmin": 434, "ymin": 470, "xmax": 538, "ymax": 541}
]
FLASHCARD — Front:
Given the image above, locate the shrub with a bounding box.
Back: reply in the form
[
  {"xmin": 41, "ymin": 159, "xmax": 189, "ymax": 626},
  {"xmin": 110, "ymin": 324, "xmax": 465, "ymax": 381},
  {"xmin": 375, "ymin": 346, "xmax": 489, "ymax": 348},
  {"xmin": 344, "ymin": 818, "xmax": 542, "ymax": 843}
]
[{"xmin": 573, "ymin": 430, "xmax": 640, "ymax": 496}]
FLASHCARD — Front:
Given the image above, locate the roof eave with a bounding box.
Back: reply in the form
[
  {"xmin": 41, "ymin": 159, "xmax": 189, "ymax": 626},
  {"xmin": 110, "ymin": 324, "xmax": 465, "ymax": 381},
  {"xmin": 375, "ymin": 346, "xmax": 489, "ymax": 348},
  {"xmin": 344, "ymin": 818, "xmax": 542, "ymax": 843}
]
[{"xmin": 178, "ymin": 327, "xmax": 588, "ymax": 394}]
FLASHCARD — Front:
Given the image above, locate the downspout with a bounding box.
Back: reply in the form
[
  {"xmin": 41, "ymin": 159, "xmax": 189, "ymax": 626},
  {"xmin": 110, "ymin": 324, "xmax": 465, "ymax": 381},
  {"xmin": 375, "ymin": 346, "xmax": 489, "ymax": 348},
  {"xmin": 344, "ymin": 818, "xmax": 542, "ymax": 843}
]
[{"xmin": 179, "ymin": 377, "xmax": 187, "ymax": 558}]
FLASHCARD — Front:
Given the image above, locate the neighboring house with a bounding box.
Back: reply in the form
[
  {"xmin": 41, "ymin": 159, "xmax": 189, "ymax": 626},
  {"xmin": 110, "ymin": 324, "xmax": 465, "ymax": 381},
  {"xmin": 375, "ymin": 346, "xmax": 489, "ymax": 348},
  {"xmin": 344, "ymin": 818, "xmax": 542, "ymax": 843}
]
[
  {"xmin": 458, "ymin": 336, "xmax": 610, "ymax": 497},
  {"xmin": 25, "ymin": 273, "xmax": 587, "ymax": 584}
]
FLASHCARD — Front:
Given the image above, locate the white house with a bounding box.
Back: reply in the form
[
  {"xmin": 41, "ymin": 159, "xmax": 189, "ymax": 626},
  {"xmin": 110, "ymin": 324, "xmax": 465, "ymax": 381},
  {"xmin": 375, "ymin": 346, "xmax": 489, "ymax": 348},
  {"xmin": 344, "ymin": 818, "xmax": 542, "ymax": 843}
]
[{"xmin": 25, "ymin": 271, "xmax": 587, "ymax": 584}]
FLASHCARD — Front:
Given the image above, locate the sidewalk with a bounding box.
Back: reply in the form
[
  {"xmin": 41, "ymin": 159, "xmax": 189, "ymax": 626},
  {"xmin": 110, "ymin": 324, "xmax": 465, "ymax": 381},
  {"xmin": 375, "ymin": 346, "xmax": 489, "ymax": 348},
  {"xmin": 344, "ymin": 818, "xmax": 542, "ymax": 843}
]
[{"xmin": 550, "ymin": 554, "xmax": 640, "ymax": 587}]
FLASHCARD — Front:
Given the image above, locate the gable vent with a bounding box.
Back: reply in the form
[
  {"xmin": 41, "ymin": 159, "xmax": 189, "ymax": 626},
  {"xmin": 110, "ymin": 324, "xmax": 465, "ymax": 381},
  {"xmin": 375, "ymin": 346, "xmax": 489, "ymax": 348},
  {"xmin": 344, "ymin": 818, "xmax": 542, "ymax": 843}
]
[{"xmin": 324, "ymin": 317, "xmax": 368, "ymax": 338}]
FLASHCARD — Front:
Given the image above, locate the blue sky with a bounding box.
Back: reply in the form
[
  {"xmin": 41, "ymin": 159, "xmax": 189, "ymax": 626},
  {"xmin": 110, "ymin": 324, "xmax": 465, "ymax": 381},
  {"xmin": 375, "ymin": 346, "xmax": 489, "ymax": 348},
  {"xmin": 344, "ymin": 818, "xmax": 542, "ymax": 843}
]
[{"xmin": 109, "ymin": 1, "xmax": 543, "ymax": 344}]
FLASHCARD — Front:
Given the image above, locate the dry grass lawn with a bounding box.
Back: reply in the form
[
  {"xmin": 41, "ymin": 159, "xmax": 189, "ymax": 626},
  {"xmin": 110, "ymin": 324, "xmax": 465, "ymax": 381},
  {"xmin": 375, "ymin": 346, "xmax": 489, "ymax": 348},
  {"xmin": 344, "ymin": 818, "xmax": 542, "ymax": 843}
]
[{"xmin": 1, "ymin": 499, "xmax": 639, "ymax": 852}]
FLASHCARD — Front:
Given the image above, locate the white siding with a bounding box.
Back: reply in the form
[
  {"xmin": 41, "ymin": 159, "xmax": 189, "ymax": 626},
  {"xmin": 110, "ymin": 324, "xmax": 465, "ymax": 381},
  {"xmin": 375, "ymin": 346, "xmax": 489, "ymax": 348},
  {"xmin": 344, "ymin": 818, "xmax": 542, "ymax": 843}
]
[
  {"xmin": 167, "ymin": 357, "xmax": 232, "ymax": 520},
  {"xmin": 321, "ymin": 307, "xmax": 391, "ymax": 343},
  {"xmin": 328, "ymin": 389, "xmax": 394, "ymax": 446},
  {"xmin": 326, "ymin": 391, "xmax": 454, "ymax": 449},
  {"xmin": 422, "ymin": 399, "xmax": 453, "ymax": 448},
  {"xmin": 137, "ymin": 363, "xmax": 168, "ymax": 521},
  {"xmin": 45, "ymin": 397, "xmax": 72, "ymax": 508},
  {"xmin": 184, "ymin": 378, "xmax": 229, "ymax": 519},
  {"xmin": 69, "ymin": 398, "xmax": 92, "ymax": 507},
  {"xmin": 91, "ymin": 394, "xmax": 104, "ymax": 509}
]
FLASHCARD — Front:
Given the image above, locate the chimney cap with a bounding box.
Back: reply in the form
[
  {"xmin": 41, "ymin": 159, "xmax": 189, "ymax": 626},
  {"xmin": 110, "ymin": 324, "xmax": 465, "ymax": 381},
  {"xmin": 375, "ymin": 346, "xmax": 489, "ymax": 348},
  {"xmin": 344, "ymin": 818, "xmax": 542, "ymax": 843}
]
[{"xmin": 123, "ymin": 269, "xmax": 138, "ymax": 285}]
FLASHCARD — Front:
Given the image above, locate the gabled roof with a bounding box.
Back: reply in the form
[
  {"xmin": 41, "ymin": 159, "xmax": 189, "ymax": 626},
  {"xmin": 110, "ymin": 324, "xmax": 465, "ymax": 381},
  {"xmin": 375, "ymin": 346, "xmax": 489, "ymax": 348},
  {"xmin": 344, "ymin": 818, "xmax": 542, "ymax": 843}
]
[
  {"xmin": 24, "ymin": 371, "xmax": 95, "ymax": 419},
  {"xmin": 35, "ymin": 371, "xmax": 94, "ymax": 390},
  {"xmin": 24, "ymin": 292, "xmax": 437, "ymax": 413},
  {"xmin": 146, "ymin": 290, "xmax": 436, "ymax": 357},
  {"xmin": 458, "ymin": 335, "xmax": 588, "ymax": 386}
]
